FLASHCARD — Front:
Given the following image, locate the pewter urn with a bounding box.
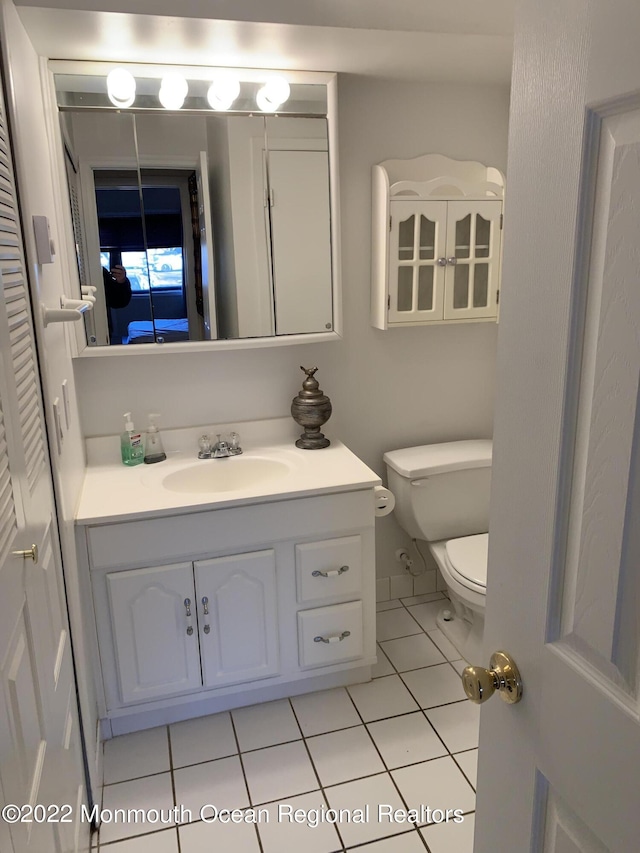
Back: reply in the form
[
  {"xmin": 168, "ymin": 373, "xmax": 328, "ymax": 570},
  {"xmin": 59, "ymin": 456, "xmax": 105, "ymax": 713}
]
[{"xmin": 291, "ymin": 366, "xmax": 332, "ymax": 449}]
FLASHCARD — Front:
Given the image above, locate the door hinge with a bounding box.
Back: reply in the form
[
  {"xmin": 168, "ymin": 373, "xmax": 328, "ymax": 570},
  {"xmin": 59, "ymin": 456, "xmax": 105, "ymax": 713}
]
[
  {"xmin": 387, "ymin": 294, "xmax": 391, "ymax": 310},
  {"xmin": 496, "ymin": 289, "xmax": 500, "ymax": 305},
  {"xmin": 499, "ymin": 213, "xmax": 503, "ymax": 230}
]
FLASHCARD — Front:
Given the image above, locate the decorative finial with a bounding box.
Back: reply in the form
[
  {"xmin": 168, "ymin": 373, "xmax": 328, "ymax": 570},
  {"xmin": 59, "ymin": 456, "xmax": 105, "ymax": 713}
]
[{"xmin": 291, "ymin": 366, "xmax": 332, "ymax": 449}]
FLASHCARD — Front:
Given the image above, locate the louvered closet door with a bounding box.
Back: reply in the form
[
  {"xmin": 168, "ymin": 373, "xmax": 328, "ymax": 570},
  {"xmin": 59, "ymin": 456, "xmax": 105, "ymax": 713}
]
[{"xmin": 0, "ymin": 65, "xmax": 87, "ymax": 853}]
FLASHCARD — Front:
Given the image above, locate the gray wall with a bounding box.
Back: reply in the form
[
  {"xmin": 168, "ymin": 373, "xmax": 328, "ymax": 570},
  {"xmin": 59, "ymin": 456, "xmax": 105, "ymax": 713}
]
[{"xmin": 74, "ymin": 75, "xmax": 510, "ymax": 576}]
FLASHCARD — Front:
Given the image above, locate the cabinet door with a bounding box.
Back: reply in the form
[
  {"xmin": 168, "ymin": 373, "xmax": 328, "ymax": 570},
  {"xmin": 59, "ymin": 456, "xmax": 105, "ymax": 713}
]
[
  {"xmin": 107, "ymin": 563, "xmax": 202, "ymax": 704},
  {"xmin": 388, "ymin": 200, "xmax": 447, "ymax": 324},
  {"xmin": 195, "ymin": 550, "xmax": 279, "ymax": 688},
  {"xmin": 269, "ymin": 149, "xmax": 333, "ymax": 334},
  {"xmin": 443, "ymin": 200, "xmax": 502, "ymax": 320}
]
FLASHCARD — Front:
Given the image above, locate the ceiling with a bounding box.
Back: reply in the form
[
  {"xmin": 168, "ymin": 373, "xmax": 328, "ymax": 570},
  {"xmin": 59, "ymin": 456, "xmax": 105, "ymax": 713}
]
[{"xmin": 15, "ymin": 0, "xmax": 514, "ymax": 84}]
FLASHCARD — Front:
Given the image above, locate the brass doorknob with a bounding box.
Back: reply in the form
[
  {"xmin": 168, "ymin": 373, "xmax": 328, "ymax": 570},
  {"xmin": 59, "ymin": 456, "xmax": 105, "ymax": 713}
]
[
  {"xmin": 461, "ymin": 650, "xmax": 523, "ymax": 705},
  {"xmin": 12, "ymin": 544, "xmax": 38, "ymax": 563}
]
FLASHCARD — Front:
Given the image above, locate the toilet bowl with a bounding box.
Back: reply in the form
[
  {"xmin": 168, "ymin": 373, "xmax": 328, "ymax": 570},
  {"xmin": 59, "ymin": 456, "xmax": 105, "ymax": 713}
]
[{"xmin": 383, "ymin": 440, "xmax": 491, "ymax": 662}]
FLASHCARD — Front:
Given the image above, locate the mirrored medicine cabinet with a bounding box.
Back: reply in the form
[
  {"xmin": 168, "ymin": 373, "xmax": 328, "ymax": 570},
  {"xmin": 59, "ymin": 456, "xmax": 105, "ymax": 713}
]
[{"xmin": 51, "ymin": 62, "xmax": 341, "ymax": 353}]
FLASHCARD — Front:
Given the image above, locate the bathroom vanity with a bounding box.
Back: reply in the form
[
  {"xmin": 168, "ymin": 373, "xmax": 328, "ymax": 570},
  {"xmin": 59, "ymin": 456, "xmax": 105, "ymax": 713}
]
[{"xmin": 75, "ymin": 420, "xmax": 380, "ymax": 736}]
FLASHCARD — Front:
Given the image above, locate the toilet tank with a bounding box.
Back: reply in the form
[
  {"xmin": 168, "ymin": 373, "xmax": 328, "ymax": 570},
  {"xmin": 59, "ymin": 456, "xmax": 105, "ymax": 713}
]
[{"xmin": 384, "ymin": 440, "xmax": 492, "ymax": 542}]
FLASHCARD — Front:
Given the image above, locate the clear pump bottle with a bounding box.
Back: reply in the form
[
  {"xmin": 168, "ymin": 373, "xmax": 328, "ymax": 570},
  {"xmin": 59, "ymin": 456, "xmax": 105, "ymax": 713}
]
[
  {"xmin": 120, "ymin": 413, "xmax": 144, "ymax": 466},
  {"xmin": 143, "ymin": 413, "xmax": 167, "ymax": 464}
]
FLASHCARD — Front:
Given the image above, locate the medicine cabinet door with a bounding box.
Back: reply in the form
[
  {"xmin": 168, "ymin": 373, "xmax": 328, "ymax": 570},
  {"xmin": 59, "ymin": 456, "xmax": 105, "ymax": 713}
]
[{"xmin": 388, "ymin": 200, "xmax": 447, "ymax": 324}]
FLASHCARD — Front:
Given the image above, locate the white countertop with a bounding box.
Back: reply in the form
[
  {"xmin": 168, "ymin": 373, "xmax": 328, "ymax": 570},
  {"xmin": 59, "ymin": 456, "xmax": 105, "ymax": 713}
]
[{"xmin": 76, "ymin": 419, "xmax": 381, "ymax": 525}]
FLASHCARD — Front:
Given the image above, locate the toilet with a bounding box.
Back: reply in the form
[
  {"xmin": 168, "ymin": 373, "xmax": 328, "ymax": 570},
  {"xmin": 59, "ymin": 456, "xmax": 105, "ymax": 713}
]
[{"xmin": 383, "ymin": 440, "xmax": 492, "ymax": 663}]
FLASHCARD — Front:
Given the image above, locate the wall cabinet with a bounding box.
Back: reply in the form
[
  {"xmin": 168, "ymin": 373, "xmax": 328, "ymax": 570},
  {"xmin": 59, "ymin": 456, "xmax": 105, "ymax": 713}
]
[
  {"xmin": 372, "ymin": 154, "xmax": 505, "ymax": 329},
  {"xmin": 82, "ymin": 489, "xmax": 376, "ymax": 734}
]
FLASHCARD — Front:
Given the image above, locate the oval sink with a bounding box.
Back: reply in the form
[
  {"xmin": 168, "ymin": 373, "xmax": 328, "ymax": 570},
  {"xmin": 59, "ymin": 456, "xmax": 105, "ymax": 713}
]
[{"xmin": 160, "ymin": 457, "xmax": 292, "ymax": 494}]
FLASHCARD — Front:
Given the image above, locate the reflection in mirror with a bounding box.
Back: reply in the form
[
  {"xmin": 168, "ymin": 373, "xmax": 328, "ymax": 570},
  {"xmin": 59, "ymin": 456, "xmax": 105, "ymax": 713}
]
[{"xmin": 56, "ymin": 67, "xmax": 336, "ymax": 348}]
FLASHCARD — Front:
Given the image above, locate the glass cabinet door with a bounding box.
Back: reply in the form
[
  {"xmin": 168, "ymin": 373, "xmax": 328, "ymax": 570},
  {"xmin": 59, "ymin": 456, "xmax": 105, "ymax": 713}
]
[
  {"xmin": 443, "ymin": 200, "xmax": 502, "ymax": 320},
  {"xmin": 388, "ymin": 200, "xmax": 447, "ymax": 324}
]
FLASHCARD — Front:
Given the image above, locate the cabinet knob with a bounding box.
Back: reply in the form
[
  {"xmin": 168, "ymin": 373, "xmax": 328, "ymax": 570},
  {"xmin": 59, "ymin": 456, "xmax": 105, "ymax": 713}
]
[
  {"xmin": 437, "ymin": 257, "xmax": 447, "ymax": 267},
  {"xmin": 447, "ymin": 257, "xmax": 458, "ymax": 265}
]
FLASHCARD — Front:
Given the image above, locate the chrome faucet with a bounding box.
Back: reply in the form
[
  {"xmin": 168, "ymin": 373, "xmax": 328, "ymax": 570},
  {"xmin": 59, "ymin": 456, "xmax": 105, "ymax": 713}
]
[{"xmin": 198, "ymin": 431, "xmax": 242, "ymax": 459}]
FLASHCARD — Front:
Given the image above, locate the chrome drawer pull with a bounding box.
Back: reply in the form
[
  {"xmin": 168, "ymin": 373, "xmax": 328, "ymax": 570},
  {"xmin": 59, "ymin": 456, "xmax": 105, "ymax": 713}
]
[
  {"xmin": 312, "ymin": 565, "xmax": 349, "ymax": 578},
  {"xmin": 184, "ymin": 598, "xmax": 194, "ymax": 636},
  {"xmin": 202, "ymin": 596, "xmax": 210, "ymax": 634},
  {"xmin": 314, "ymin": 631, "xmax": 351, "ymax": 644}
]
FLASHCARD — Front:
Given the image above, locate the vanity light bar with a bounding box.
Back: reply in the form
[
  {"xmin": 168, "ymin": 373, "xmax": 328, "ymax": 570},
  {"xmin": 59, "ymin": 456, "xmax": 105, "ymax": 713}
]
[{"xmin": 105, "ymin": 68, "xmax": 290, "ymax": 111}]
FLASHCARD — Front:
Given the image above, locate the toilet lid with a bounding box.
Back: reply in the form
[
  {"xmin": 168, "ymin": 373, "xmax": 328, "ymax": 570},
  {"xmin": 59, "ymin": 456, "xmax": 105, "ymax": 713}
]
[{"xmin": 445, "ymin": 533, "xmax": 488, "ymax": 588}]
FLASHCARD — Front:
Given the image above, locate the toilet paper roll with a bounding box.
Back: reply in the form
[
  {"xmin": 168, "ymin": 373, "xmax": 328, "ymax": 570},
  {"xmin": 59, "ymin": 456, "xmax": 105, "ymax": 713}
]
[{"xmin": 374, "ymin": 485, "xmax": 395, "ymax": 517}]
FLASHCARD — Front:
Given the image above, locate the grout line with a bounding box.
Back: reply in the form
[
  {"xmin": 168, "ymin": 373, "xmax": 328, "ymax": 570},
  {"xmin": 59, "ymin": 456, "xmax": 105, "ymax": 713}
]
[
  {"xmin": 372, "ymin": 619, "xmax": 478, "ymax": 793},
  {"xmin": 342, "ymin": 674, "xmax": 435, "ymax": 841},
  {"xmin": 228, "ymin": 710, "xmax": 265, "ymax": 853},
  {"xmin": 166, "ymin": 726, "xmax": 183, "ymax": 853},
  {"xmin": 287, "ymin": 697, "xmax": 347, "ymax": 852},
  {"xmin": 97, "ymin": 825, "xmax": 179, "ymax": 848}
]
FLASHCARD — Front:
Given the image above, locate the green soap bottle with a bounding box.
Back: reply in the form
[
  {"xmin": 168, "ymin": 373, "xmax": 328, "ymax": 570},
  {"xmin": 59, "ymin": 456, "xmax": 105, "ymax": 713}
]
[{"xmin": 121, "ymin": 412, "xmax": 144, "ymax": 466}]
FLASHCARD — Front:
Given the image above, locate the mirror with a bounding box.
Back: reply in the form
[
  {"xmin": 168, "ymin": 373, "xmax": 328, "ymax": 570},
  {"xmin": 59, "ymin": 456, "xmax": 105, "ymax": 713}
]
[{"xmin": 55, "ymin": 65, "xmax": 337, "ymax": 348}]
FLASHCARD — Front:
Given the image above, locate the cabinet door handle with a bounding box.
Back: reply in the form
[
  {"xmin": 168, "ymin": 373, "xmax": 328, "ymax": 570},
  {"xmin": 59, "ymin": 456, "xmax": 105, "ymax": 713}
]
[
  {"xmin": 447, "ymin": 257, "xmax": 457, "ymax": 265},
  {"xmin": 314, "ymin": 631, "xmax": 351, "ymax": 644},
  {"xmin": 184, "ymin": 598, "xmax": 194, "ymax": 636},
  {"xmin": 437, "ymin": 257, "xmax": 447, "ymax": 267},
  {"xmin": 312, "ymin": 565, "xmax": 349, "ymax": 578},
  {"xmin": 201, "ymin": 596, "xmax": 210, "ymax": 634}
]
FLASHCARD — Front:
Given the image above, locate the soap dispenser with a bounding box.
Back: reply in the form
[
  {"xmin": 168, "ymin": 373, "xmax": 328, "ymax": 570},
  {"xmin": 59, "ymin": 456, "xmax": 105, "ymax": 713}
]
[
  {"xmin": 143, "ymin": 413, "xmax": 167, "ymax": 464},
  {"xmin": 120, "ymin": 413, "xmax": 144, "ymax": 466}
]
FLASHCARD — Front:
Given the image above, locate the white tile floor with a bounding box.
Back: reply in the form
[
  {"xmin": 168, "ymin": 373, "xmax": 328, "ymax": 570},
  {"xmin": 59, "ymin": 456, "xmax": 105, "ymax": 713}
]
[{"xmin": 93, "ymin": 592, "xmax": 478, "ymax": 852}]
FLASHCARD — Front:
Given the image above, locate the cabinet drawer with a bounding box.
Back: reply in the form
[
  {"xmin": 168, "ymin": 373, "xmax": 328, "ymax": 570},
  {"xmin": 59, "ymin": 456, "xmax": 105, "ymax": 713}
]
[
  {"xmin": 297, "ymin": 601, "xmax": 363, "ymax": 668},
  {"xmin": 296, "ymin": 535, "xmax": 362, "ymax": 604}
]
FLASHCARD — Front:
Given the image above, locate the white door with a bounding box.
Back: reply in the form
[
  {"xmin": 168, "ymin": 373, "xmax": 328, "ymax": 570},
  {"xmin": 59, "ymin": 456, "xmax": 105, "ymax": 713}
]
[
  {"xmin": 197, "ymin": 150, "xmax": 218, "ymax": 339},
  {"xmin": 195, "ymin": 550, "xmax": 279, "ymax": 688},
  {"xmin": 0, "ymin": 77, "xmax": 87, "ymax": 852},
  {"xmin": 474, "ymin": 1, "xmax": 640, "ymax": 851}
]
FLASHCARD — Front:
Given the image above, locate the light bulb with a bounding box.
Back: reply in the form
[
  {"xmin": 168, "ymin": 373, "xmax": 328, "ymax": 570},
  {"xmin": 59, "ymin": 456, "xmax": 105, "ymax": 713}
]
[
  {"xmin": 159, "ymin": 73, "xmax": 188, "ymax": 110},
  {"xmin": 106, "ymin": 68, "xmax": 136, "ymax": 108},
  {"xmin": 207, "ymin": 76, "xmax": 240, "ymax": 111},
  {"xmin": 256, "ymin": 76, "xmax": 291, "ymax": 112}
]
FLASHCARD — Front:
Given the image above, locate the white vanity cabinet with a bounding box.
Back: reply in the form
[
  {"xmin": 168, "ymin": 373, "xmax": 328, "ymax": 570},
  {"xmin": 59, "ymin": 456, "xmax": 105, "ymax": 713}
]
[
  {"xmin": 105, "ymin": 552, "xmax": 280, "ymax": 706},
  {"xmin": 81, "ymin": 487, "xmax": 376, "ymax": 735},
  {"xmin": 372, "ymin": 154, "xmax": 505, "ymax": 329}
]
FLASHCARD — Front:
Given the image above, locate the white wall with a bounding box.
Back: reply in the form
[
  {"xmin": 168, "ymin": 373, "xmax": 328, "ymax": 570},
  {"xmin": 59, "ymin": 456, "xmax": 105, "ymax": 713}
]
[{"xmin": 74, "ymin": 75, "xmax": 510, "ymax": 577}]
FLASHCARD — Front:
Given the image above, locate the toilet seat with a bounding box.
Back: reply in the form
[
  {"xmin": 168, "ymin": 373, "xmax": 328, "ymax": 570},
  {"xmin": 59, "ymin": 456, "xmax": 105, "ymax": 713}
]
[{"xmin": 444, "ymin": 533, "xmax": 488, "ymax": 594}]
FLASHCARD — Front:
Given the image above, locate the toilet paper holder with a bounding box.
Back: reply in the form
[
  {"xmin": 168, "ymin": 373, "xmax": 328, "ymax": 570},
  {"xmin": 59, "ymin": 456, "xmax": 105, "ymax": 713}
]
[{"xmin": 374, "ymin": 485, "xmax": 395, "ymax": 517}]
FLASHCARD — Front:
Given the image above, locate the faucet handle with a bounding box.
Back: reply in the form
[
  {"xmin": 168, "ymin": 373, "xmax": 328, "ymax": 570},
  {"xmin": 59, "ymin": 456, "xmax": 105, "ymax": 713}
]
[
  {"xmin": 198, "ymin": 434, "xmax": 212, "ymax": 458},
  {"xmin": 229, "ymin": 431, "xmax": 242, "ymax": 455}
]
